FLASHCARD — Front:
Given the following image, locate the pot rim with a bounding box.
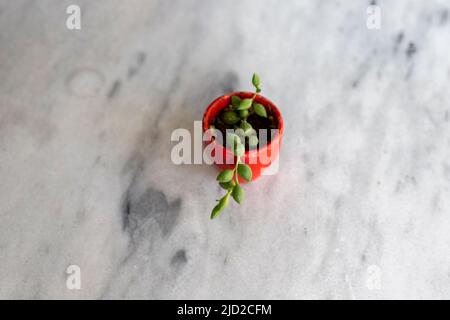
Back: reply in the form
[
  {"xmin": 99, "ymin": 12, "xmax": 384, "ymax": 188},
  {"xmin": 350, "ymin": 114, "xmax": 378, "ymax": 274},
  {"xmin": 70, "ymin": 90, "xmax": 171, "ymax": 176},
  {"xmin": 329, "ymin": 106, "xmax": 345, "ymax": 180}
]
[{"xmin": 202, "ymin": 91, "xmax": 284, "ymax": 159}]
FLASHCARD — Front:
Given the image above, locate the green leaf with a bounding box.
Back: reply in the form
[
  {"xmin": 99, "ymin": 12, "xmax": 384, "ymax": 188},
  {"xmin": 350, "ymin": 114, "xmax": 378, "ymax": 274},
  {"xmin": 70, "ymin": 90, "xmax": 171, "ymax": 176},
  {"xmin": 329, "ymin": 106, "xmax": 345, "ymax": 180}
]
[
  {"xmin": 236, "ymin": 99, "xmax": 253, "ymax": 111},
  {"xmin": 231, "ymin": 184, "xmax": 244, "ymax": 204},
  {"xmin": 237, "ymin": 163, "xmax": 252, "ymax": 181},
  {"xmin": 222, "ymin": 111, "xmax": 240, "ymax": 125},
  {"xmin": 220, "ymin": 180, "xmax": 236, "ymax": 190},
  {"xmin": 253, "ymin": 103, "xmax": 267, "ymax": 118},
  {"xmin": 234, "ymin": 143, "xmax": 245, "ymax": 157},
  {"xmin": 239, "ymin": 121, "xmax": 253, "ymax": 135},
  {"xmin": 256, "ymin": 87, "xmax": 261, "ymax": 93},
  {"xmin": 238, "ymin": 110, "xmax": 249, "ymax": 118},
  {"xmin": 216, "ymin": 169, "xmax": 234, "ymax": 182},
  {"xmin": 248, "ymin": 135, "xmax": 258, "ymax": 148},
  {"xmin": 210, "ymin": 193, "xmax": 230, "ymax": 219},
  {"xmin": 231, "ymin": 95, "xmax": 241, "ymax": 107},
  {"xmin": 252, "ymin": 73, "xmax": 261, "ymax": 88}
]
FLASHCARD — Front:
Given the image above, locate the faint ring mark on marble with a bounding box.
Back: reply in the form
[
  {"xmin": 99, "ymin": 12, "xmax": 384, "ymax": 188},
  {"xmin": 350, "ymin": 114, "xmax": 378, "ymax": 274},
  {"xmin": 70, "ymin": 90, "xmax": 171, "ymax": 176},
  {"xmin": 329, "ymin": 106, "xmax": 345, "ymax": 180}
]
[
  {"xmin": 366, "ymin": 265, "xmax": 381, "ymax": 290},
  {"xmin": 66, "ymin": 264, "xmax": 81, "ymax": 290},
  {"xmin": 66, "ymin": 67, "xmax": 105, "ymax": 98}
]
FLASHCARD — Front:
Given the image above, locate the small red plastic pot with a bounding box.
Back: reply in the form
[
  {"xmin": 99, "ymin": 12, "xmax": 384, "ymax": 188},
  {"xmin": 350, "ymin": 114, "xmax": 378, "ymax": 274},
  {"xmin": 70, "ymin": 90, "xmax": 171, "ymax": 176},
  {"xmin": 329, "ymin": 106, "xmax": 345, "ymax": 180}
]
[{"xmin": 202, "ymin": 92, "xmax": 284, "ymax": 183}]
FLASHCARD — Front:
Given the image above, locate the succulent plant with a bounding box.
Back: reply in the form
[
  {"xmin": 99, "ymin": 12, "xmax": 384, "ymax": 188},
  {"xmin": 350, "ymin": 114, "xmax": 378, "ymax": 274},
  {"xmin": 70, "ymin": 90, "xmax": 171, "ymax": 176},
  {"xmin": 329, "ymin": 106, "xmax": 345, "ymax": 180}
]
[{"xmin": 210, "ymin": 73, "xmax": 267, "ymax": 219}]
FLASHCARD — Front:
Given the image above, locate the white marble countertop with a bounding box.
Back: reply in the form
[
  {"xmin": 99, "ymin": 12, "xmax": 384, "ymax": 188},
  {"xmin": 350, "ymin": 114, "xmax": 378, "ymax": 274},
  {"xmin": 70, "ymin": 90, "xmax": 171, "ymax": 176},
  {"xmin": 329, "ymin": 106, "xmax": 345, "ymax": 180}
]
[{"xmin": 1, "ymin": 0, "xmax": 450, "ymax": 299}]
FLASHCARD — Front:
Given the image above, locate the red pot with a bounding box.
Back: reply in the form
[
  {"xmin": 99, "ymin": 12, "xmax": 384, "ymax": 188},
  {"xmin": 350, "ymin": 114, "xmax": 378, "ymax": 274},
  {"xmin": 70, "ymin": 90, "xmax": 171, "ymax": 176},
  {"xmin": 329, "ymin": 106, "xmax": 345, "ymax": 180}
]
[{"xmin": 202, "ymin": 92, "xmax": 284, "ymax": 182}]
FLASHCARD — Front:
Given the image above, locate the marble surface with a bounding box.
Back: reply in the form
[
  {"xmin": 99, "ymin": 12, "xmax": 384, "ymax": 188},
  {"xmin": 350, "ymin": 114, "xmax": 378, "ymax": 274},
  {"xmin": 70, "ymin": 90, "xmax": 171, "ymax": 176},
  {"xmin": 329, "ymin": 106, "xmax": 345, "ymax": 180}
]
[{"xmin": 1, "ymin": 0, "xmax": 450, "ymax": 299}]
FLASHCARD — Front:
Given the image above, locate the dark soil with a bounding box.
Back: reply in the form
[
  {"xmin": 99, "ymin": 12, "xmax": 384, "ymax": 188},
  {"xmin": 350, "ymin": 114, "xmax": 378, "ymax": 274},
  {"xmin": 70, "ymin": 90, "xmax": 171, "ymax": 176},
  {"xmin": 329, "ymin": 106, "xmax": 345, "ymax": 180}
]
[{"xmin": 212, "ymin": 105, "xmax": 279, "ymax": 151}]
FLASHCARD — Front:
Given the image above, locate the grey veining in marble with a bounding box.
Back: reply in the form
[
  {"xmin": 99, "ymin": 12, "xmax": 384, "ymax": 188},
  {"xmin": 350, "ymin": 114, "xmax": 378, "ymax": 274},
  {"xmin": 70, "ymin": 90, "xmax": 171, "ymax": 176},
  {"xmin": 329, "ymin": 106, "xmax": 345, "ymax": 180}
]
[{"xmin": 1, "ymin": 0, "xmax": 450, "ymax": 299}]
